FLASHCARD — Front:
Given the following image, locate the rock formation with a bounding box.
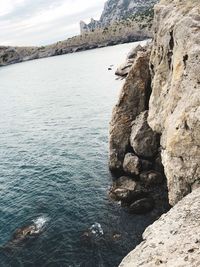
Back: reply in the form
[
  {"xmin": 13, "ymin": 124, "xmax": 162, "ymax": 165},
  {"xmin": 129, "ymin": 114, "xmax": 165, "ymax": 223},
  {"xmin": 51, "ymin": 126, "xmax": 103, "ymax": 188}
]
[
  {"xmin": 109, "ymin": 0, "xmax": 200, "ymax": 265},
  {"xmin": 109, "ymin": 43, "xmax": 169, "ymax": 215},
  {"xmin": 109, "ymin": 46, "xmax": 152, "ymax": 173},
  {"xmin": 0, "ymin": 0, "xmax": 159, "ymax": 67},
  {"xmin": 80, "ymin": 0, "xmax": 159, "ymax": 33},
  {"xmin": 119, "ymin": 187, "xmax": 200, "ymax": 267},
  {"xmin": 148, "ymin": 0, "xmax": 200, "ymax": 206}
]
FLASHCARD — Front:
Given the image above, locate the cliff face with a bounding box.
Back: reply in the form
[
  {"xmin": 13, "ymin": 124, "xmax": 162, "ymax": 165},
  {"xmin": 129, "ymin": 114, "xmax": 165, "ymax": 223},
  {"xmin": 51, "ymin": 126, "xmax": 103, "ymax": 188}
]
[
  {"xmin": 80, "ymin": 0, "xmax": 158, "ymax": 34},
  {"xmin": 109, "ymin": 0, "xmax": 200, "ymax": 207},
  {"xmin": 100, "ymin": 0, "xmax": 158, "ymax": 26},
  {"xmin": 148, "ymin": 0, "xmax": 200, "ymax": 205},
  {"xmin": 109, "ymin": 0, "xmax": 200, "ymax": 265}
]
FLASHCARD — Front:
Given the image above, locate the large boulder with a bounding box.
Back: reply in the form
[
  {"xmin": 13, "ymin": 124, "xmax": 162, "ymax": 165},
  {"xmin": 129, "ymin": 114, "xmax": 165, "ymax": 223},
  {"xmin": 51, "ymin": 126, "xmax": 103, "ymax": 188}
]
[
  {"xmin": 123, "ymin": 153, "xmax": 141, "ymax": 176},
  {"xmin": 109, "ymin": 49, "xmax": 151, "ymax": 173},
  {"xmin": 119, "ymin": 188, "xmax": 200, "ymax": 267},
  {"xmin": 112, "ymin": 176, "xmax": 138, "ymax": 191},
  {"xmin": 130, "ymin": 111, "xmax": 159, "ymax": 158},
  {"xmin": 148, "ymin": 0, "xmax": 200, "ymax": 205}
]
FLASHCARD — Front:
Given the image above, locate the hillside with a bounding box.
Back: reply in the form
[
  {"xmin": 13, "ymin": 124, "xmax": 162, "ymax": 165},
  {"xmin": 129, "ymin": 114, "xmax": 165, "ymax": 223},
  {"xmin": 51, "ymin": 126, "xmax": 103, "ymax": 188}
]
[{"xmin": 0, "ymin": 0, "xmax": 158, "ymax": 67}]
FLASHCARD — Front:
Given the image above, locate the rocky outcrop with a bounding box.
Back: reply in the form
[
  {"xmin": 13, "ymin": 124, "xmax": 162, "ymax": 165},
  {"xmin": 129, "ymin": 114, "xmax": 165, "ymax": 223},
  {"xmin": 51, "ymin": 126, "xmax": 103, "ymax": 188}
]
[
  {"xmin": 112, "ymin": 0, "xmax": 200, "ymax": 265},
  {"xmin": 109, "ymin": 43, "xmax": 168, "ymax": 214},
  {"xmin": 148, "ymin": 0, "xmax": 200, "ymax": 205},
  {"xmin": 115, "ymin": 44, "xmax": 146, "ymax": 78},
  {"xmin": 130, "ymin": 111, "xmax": 159, "ymax": 158},
  {"xmin": 119, "ymin": 188, "xmax": 200, "ymax": 267},
  {"xmin": 0, "ymin": 0, "xmax": 156, "ymax": 67},
  {"xmin": 109, "ymin": 47, "xmax": 152, "ymax": 173},
  {"xmin": 80, "ymin": 0, "xmax": 159, "ymax": 33}
]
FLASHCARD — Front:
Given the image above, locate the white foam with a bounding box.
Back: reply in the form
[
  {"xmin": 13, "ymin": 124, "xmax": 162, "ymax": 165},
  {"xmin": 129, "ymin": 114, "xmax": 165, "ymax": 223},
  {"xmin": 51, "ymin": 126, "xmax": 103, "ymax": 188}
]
[
  {"xmin": 32, "ymin": 216, "xmax": 49, "ymax": 231},
  {"xmin": 89, "ymin": 223, "xmax": 104, "ymax": 237}
]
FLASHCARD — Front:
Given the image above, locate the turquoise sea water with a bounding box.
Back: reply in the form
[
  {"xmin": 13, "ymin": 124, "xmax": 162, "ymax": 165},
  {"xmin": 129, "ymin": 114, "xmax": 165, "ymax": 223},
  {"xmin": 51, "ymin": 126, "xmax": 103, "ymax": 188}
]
[{"xmin": 0, "ymin": 42, "xmax": 156, "ymax": 267}]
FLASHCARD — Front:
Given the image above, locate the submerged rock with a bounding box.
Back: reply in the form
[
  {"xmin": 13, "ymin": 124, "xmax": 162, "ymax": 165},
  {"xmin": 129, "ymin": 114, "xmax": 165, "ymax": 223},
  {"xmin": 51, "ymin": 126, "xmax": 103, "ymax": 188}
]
[
  {"xmin": 130, "ymin": 111, "xmax": 159, "ymax": 158},
  {"xmin": 4, "ymin": 216, "xmax": 48, "ymax": 248}
]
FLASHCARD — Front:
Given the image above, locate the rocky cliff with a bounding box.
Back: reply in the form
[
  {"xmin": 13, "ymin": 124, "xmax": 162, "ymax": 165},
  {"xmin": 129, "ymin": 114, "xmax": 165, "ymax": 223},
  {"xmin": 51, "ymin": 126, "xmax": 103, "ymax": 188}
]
[
  {"xmin": 0, "ymin": 0, "xmax": 157, "ymax": 67},
  {"xmin": 109, "ymin": 0, "xmax": 200, "ymax": 265},
  {"xmin": 148, "ymin": 0, "xmax": 200, "ymax": 206},
  {"xmin": 80, "ymin": 0, "xmax": 158, "ymax": 33}
]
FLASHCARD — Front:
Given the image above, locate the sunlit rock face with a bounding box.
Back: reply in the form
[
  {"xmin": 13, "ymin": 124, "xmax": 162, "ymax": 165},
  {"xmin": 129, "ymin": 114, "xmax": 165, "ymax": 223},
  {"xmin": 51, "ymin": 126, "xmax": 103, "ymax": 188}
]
[{"xmin": 148, "ymin": 0, "xmax": 200, "ymax": 206}]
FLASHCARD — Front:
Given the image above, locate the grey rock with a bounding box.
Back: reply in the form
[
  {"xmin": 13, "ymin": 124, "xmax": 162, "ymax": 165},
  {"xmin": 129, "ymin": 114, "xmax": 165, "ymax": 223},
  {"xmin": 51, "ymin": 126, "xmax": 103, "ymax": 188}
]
[
  {"xmin": 81, "ymin": 0, "xmax": 159, "ymax": 32},
  {"xmin": 115, "ymin": 44, "xmax": 147, "ymax": 78},
  {"xmin": 123, "ymin": 153, "xmax": 141, "ymax": 176},
  {"xmin": 127, "ymin": 44, "xmax": 145, "ymax": 60},
  {"xmin": 113, "ymin": 176, "xmax": 138, "ymax": 191},
  {"xmin": 140, "ymin": 171, "xmax": 164, "ymax": 187},
  {"xmin": 130, "ymin": 111, "xmax": 159, "ymax": 158},
  {"xmin": 111, "ymin": 188, "xmax": 149, "ymax": 206},
  {"xmin": 109, "ymin": 188, "xmax": 131, "ymax": 202},
  {"xmin": 109, "ymin": 50, "xmax": 151, "ymax": 172},
  {"xmin": 148, "ymin": 0, "xmax": 200, "ymax": 205},
  {"xmin": 115, "ymin": 60, "xmax": 134, "ymax": 77}
]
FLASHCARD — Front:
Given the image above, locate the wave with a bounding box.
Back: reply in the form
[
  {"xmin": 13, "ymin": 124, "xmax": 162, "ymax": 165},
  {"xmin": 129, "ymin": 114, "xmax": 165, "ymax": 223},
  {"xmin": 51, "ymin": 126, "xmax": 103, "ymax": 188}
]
[{"xmin": 32, "ymin": 216, "xmax": 49, "ymax": 233}]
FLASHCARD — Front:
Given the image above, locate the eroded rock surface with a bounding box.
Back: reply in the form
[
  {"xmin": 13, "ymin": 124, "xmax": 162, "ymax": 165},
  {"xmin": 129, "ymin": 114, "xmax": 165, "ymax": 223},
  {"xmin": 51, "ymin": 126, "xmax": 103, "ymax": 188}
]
[
  {"xmin": 148, "ymin": 0, "xmax": 200, "ymax": 205},
  {"xmin": 115, "ymin": 45, "xmax": 146, "ymax": 78},
  {"xmin": 130, "ymin": 111, "xmax": 159, "ymax": 158},
  {"xmin": 119, "ymin": 188, "xmax": 200, "ymax": 267},
  {"xmin": 109, "ymin": 49, "xmax": 151, "ymax": 173},
  {"xmin": 123, "ymin": 153, "xmax": 141, "ymax": 176}
]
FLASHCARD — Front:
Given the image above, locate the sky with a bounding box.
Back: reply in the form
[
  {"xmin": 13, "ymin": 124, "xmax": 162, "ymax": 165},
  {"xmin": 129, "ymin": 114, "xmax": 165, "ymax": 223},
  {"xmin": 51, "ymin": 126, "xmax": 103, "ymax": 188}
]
[{"xmin": 0, "ymin": 0, "xmax": 106, "ymax": 46}]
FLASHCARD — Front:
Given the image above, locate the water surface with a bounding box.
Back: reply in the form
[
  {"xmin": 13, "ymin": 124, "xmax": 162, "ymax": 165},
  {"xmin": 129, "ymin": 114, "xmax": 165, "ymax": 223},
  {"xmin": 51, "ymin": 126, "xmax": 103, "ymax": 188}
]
[{"xmin": 0, "ymin": 41, "xmax": 155, "ymax": 267}]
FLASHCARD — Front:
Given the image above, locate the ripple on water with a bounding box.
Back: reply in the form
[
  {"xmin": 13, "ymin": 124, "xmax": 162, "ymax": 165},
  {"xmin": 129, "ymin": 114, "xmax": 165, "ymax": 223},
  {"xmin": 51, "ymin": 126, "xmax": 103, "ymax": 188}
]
[{"xmin": 0, "ymin": 41, "xmax": 157, "ymax": 267}]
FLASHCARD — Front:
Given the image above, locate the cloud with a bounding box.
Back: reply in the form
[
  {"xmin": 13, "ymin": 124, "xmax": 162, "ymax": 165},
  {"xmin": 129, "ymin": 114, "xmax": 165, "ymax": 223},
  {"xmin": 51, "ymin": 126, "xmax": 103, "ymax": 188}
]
[{"xmin": 0, "ymin": 0, "xmax": 105, "ymax": 46}]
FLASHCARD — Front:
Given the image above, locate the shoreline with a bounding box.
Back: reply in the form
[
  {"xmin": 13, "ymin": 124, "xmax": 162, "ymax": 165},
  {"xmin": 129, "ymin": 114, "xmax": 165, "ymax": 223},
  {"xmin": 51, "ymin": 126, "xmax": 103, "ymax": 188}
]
[{"xmin": 0, "ymin": 36, "xmax": 151, "ymax": 68}]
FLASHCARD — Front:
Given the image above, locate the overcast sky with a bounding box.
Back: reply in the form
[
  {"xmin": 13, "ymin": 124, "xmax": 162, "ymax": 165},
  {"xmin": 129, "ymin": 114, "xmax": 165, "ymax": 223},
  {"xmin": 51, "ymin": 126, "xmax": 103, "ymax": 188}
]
[{"xmin": 0, "ymin": 0, "xmax": 106, "ymax": 46}]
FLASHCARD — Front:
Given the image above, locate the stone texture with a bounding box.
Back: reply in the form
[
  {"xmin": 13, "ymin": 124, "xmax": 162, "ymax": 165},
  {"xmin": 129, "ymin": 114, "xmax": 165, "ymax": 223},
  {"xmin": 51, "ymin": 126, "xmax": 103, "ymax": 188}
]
[
  {"xmin": 148, "ymin": 0, "xmax": 200, "ymax": 205},
  {"xmin": 140, "ymin": 171, "xmax": 163, "ymax": 187},
  {"xmin": 115, "ymin": 45, "xmax": 146, "ymax": 78},
  {"xmin": 80, "ymin": 0, "xmax": 158, "ymax": 32},
  {"xmin": 127, "ymin": 44, "xmax": 145, "ymax": 60},
  {"xmin": 130, "ymin": 111, "xmax": 159, "ymax": 158},
  {"xmin": 110, "ymin": 188, "xmax": 149, "ymax": 206},
  {"xmin": 109, "ymin": 50, "xmax": 151, "ymax": 172},
  {"xmin": 119, "ymin": 188, "xmax": 200, "ymax": 267},
  {"xmin": 123, "ymin": 153, "xmax": 141, "ymax": 176},
  {"xmin": 112, "ymin": 176, "xmax": 137, "ymax": 191}
]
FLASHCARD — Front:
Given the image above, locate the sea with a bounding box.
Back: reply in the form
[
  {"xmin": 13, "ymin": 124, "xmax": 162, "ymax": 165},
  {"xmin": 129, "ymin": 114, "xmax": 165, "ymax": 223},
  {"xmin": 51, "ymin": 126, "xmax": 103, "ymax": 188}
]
[{"xmin": 0, "ymin": 41, "xmax": 157, "ymax": 267}]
